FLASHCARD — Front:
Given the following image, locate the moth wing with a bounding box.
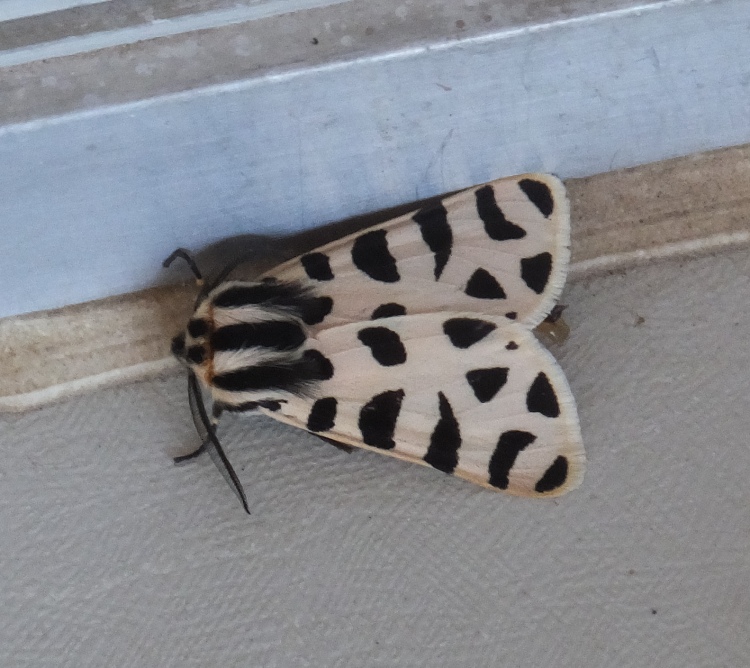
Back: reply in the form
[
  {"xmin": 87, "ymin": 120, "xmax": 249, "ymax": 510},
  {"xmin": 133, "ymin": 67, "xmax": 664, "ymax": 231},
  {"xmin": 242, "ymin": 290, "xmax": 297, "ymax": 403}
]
[
  {"xmin": 261, "ymin": 313, "xmax": 584, "ymax": 498},
  {"xmin": 266, "ymin": 174, "xmax": 570, "ymax": 330}
]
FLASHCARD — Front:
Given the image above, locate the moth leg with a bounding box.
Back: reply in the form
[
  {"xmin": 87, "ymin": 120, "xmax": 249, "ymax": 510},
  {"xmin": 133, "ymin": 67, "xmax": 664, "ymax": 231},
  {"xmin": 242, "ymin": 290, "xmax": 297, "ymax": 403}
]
[
  {"xmin": 536, "ymin": 304, "xmax": 570, "ymax": 344},
  {"xmin": 173, "ymin": 403, "xmax": 223, "ymax": 464},
  {"xmin": 314, "ymin": 434, "xmax": 354, "ymax": 453},
  {"xmin": 543, "ymin": 304, "xmax": 567, "ymax": 323},
  {"xmin": 173, "ymin": 444, "xmax": 207, "ymax": 464}
]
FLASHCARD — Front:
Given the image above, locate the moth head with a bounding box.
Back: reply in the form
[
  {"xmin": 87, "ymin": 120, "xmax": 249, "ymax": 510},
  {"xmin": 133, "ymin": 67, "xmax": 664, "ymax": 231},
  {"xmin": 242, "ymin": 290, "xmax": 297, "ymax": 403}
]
[
  {"xmin": 171, "ymin": 331, "xmax": 187, "ymax": 359},
  {"xmin": 170, "ymin": 315, "xmax": 210, "ymax": 369}
]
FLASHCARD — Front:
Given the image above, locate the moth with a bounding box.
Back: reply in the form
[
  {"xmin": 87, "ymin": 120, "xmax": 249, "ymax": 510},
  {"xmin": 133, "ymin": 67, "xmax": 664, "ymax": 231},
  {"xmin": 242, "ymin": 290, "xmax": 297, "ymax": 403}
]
[{"xmin": 168, "ymin": 174, "xmax": 584, "ymax": 512}]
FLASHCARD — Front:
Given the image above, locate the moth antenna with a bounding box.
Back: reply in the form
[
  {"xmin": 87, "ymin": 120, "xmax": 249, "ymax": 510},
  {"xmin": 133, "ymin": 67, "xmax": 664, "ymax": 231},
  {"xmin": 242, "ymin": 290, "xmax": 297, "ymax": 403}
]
[
  {"xmin": 187, "ymin": 372, "xmax": 250, "ymax": 514},
  {"xmin": 164, "ymin": 248, "xmax": 264, "ymax": 307},
  {"xmin": 163, "ymin": 248, "xmax": 205, "ymax": 286},
  {"xmin": 206, "ymin": 249, "xmax": 262, "ymax": 289}
]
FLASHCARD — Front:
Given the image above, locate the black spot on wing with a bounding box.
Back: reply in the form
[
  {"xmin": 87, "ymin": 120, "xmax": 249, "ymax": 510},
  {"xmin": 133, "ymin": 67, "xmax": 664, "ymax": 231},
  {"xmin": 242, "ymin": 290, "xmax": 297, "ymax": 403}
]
[
  {"xmin": 506, "ymin": 341, "xmax": 519, "ymax": 350},
  {"xmin": 423, "ymin": 392, "xmax": 462, "ymax": 473},
  {"xmin": 301, "ymin": 296, "xmax": 333, "ymax": 325},
  {"xmin": 518, "ymin": 178, "xmax": 555, "ymax": 217},
  {"xmin": 465, "ymin": 268, "xmax": 507, "ymax": 299},
  {"xmin": 359, "ymin": 390, "xmax": 405, "ymax": 450},
  {"xmin": 475, "ymin": 185, "xmax": 526, "ymax": 241},
  {"xmin": 488, "ymin": 430, "xmax": 536, "ymax": 489},
  {"xmin": 505, "ymin": 311, "xmax": 517, "ymax": 320},
  {"xmin": 351, "ymin": 229, "xmax": 400, "ymax": 283},
  {"xmin": 211, "ymin": 321, "xmax": 306, "ymax": 352},
  {"xmin": 526, "ymin": 372, "xmax": 560, "ymax": 417},
  {"xmin": 303, "ymin": 349, "xmax": 334, "ymax": 380},
  {"xmin": 520, "ymin": 252, "xmax": 553, "ymax": 294},
  {"xmin": 413, "ymin": 203, "xmax": 452, "ymax": 280},
  {"xmin": 443, "ymin": 318, "xmax": 496, "ymax": 349},
  {"xmin": 307, "ymin": 397, "xmax": 338, "ymax": 432},
  {"xmin": 187, "ymin": 318, "xmax": 209, "ymax": 338},
  {"xmin": 186, "ymin": 345, "xmax": 206, "ymax": 365},
  {"xmin": 301, "ymin": 253, "xmax": 334, "ymax": 281},
  {"xmin": 371, "ymin": 303, "xmax": 406, "ymax": 319},
  {"xmin": 535, "ymin": 456, "xmax": 568, "ymax": 493},
  {"xmin": 466, "ymin": 367, "xmax": 508, "ymax": 403},
  {"xmin": 357, "ymin": 327, "xmax": 407, "ymax": 366}
]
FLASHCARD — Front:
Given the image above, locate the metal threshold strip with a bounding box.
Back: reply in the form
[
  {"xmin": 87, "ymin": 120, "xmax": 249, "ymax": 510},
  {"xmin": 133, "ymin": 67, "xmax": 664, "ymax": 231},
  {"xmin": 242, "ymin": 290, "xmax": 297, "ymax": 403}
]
[{"xmin": 2, "ymin": 143, "xmax": 749, "ymax": 412}]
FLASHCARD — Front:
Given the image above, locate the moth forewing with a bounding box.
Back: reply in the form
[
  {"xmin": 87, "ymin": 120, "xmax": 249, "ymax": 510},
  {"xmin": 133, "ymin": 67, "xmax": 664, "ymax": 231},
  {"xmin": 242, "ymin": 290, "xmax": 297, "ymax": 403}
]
[
  {"xmin": 266, "ymin": 173, "xmax": 570, "ymax": 330},
  {"xmin": 260, "ymin": 313, "xmax": 584, "ymax": 497}
]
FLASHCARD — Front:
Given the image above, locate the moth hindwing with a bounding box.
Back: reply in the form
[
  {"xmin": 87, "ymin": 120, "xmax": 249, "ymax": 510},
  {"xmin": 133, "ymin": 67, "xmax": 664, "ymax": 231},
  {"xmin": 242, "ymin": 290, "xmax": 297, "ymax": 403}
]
[{"xmin": 170, "ymin": 173, "xmax": 584, "ymax": 508}]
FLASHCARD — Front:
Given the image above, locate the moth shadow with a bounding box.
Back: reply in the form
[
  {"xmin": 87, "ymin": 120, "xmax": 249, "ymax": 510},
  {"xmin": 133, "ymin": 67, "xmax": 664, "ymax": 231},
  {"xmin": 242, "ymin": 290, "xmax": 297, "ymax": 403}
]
[{"xmin": 165, "ymin": 191, "xmax": 451, "ymax": 285}]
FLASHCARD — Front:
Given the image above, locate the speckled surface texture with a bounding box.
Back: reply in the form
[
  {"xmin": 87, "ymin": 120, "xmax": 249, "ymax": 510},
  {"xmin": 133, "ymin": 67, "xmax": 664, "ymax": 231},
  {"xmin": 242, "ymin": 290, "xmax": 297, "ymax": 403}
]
[{"xmin": 3, "ymin": 247, "xmax": 749, "ymax": 666}]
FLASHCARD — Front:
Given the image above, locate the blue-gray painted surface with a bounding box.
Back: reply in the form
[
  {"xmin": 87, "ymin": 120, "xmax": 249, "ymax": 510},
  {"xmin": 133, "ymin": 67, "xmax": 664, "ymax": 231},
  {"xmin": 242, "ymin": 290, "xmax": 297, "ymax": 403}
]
[{"xmin": 1, "ymin": 0, "xmax": 749, "ymax": 318}]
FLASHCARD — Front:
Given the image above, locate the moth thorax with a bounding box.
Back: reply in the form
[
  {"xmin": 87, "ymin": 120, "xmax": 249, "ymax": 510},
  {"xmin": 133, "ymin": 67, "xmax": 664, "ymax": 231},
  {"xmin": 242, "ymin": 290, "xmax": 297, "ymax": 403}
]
[{"xmin": 171, "ymin": 281, "xmax": 334, "ymax": 405}]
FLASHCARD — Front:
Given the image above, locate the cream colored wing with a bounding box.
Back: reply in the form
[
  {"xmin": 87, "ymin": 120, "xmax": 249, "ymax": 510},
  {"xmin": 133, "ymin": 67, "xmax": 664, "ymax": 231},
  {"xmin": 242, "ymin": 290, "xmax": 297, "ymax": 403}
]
[
  {"xmin": 265, "ymin": 174, "xmax": 570, "ymax": 331},
  {"xmin": 261, "ymin": 313, "xmax": 584, "ymax": 498}
]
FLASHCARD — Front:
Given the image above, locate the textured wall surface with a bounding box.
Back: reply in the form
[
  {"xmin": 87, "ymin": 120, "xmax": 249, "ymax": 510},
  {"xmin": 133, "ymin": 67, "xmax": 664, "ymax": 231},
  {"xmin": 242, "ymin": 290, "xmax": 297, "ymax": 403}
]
[{"xmin": 3, "ymin": 247, "xmax": 749, "ymax": 667}]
